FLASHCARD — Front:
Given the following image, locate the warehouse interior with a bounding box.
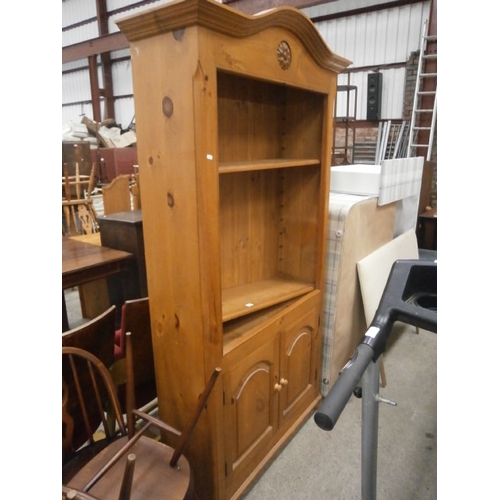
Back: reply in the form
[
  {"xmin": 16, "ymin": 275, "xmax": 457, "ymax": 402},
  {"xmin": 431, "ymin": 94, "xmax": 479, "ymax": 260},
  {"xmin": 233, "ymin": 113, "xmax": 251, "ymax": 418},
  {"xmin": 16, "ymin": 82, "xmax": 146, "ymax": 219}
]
[{"xmin": 5, "ymin": 0, "xmax": 491, "ymax": 497}]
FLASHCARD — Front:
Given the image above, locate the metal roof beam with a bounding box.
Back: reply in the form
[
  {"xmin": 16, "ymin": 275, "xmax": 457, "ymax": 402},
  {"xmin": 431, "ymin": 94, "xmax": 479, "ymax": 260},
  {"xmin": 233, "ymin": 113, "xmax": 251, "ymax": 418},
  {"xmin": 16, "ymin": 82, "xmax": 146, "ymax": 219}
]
[{"xmin": 62, "ymin": 32, "xmax": 129, "ymax": 64}]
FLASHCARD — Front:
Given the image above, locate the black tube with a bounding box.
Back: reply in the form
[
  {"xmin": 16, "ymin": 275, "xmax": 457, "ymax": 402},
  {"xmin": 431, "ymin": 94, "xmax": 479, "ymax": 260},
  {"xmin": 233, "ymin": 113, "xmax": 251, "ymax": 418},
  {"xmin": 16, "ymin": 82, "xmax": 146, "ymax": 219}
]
[
  {"xmin": 362, "ymin": 260, "xmax": 437, "ymax": 359},
  {"xmin": 314, "ymin": 343, "xmax": 375, "ymax": 431}
]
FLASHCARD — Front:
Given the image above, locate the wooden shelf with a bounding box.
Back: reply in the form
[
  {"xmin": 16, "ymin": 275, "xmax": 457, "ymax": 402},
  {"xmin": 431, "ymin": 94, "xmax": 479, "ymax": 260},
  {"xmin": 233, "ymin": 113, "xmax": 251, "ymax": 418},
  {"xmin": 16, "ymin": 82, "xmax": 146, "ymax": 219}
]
[
  {"xmin": 223, "ymin": 300, "xmax": 295, "ymax": 355},
  {"xmin": 218, "ymin": 158, "xmax": 320, "ymax": 174},
  {"xmin": 221, "ymin": 277, "xmax": 314, "ymax": 322}
]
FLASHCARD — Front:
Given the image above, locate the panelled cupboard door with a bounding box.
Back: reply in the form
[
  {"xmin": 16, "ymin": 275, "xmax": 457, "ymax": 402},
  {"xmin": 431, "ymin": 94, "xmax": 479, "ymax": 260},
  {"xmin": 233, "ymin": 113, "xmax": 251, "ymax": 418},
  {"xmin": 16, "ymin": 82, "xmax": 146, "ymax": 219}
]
[
  {"xmin": 223, "ymin": 333, "xmax": 280, "ymax": 498},
  {"xmin": 222, "ymin": 292, "xmax": 321, "ymax": 498},
  {"xmin": 279, "ymin": 304, "xmax": 320, "ymax": 428}
]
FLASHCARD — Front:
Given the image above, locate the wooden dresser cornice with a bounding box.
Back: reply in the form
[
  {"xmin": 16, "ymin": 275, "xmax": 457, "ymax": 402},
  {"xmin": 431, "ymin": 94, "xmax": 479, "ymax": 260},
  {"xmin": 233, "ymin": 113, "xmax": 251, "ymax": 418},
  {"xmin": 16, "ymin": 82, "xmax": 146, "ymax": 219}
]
[{"xmin": 116, "ymin": 0, "xmax": 351, "ymax": 73}]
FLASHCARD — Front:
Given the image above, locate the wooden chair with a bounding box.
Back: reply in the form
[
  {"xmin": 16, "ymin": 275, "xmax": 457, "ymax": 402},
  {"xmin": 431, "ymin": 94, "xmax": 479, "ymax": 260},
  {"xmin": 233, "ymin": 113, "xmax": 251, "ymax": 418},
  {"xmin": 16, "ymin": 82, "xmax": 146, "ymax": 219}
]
[
  {"xmin": 62, "ymin": 306, "xmax": 117, "ymax": 456},
  {"xmin": 112, "ymin": 297, "xmax": 156, "ymax": 412},
  {"xmin": 62, "ymin": 334, "xmax": 221, "ymax": 500},
  {"xmin": 63, "ymin": 162, "xmax": 99, "ymax": 236},
  {"xmin": 62, "ymin": 305, "xmax": 117, "ymax": 369},
  {"xmin": 102, "ymin": 174, "xmax": 133, "ymax": 215}
]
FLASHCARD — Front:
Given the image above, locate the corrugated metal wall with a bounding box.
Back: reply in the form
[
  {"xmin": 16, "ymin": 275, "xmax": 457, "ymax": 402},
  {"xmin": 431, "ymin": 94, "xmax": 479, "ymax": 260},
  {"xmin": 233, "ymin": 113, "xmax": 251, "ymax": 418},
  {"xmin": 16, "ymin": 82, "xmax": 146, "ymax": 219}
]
[
  {"xmin": 62, "ymin": 0, "xmax": 174, "ymax": 128},
  {"xmin": 303, "ymin": 1, "xmax": 430, "ymax": 120},
  {"xmin": 62, "ymin": 0, "xmax": 430, "ymax": 126}
]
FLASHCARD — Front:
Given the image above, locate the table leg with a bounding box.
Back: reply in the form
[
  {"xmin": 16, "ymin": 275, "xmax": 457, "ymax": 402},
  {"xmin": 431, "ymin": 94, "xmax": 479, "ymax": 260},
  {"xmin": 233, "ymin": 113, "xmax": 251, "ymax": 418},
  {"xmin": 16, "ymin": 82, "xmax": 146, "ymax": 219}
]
[
  {"xmin": 63, "ymin": 291, "xmax": 70, "ymax": 332},
  {"xmin": 78, "ymin": 278, "xmax": 111, "ymax": 319}
]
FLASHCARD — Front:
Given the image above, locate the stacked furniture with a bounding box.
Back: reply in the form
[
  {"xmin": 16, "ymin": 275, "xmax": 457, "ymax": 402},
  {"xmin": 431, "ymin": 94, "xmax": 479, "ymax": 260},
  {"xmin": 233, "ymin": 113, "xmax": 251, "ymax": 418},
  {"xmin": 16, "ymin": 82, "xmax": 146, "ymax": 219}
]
[
  {"xmin": 90, "ymin": 147, "xmax": 138, "ymax": 183},
  {"xmin": 116, "ymin": 1, "xmax": 350, "ymax": 499}
]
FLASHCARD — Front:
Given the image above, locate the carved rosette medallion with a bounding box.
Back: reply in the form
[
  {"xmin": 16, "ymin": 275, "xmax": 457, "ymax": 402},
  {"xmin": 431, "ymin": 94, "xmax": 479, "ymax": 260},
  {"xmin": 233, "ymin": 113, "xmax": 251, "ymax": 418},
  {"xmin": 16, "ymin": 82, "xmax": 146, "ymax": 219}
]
[{"xmin": 277, "ymin": 41, "xmax": 291, "ymax": 70}]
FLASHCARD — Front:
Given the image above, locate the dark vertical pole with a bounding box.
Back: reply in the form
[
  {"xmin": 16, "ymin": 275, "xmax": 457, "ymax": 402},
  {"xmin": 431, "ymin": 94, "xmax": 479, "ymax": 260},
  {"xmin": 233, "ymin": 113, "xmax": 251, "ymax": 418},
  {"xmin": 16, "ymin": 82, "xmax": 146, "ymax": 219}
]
[
  {"xmin": 361, "ymin": 358, "xmax": 380, "ymax": 500},
  {"xmin": 94, "ymin": 0, "xmax": 116, "ymax": 121},
  {"xmin": 88, "ymin": 55, "xmax": 102, "ymax": 122}
]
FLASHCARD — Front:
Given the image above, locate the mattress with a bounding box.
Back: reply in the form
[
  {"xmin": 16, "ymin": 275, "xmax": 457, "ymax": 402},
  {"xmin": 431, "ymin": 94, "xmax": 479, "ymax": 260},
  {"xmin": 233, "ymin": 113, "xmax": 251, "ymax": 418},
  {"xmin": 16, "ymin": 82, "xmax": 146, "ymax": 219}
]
[{"xmin": 320, "ymin": 193, "xmax": 396, "ymax": 396}]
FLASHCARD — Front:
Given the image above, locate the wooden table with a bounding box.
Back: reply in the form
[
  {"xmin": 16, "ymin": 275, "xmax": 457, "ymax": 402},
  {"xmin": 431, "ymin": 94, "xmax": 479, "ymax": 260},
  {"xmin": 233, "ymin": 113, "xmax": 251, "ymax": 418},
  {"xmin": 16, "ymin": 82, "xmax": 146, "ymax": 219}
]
[
  {"xmin": 68, "ymin": 233, "xmax": 104, "ymax": 319},
  {"xmin": 62, "ymin": 237, "xmax": 133, "ymax": 331},
  {"xmin": 68, "ymin": 232, "xmax": 102, "ymax": 246}
]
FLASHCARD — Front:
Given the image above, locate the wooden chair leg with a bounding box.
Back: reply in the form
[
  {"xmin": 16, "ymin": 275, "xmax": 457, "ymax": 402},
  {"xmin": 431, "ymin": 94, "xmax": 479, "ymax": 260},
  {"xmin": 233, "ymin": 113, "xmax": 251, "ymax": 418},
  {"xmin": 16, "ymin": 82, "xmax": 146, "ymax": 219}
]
[
  {"xmin": 70, "ymin": 205, "xmax": 79, "ymax": 236},
  {"xmin": 63, "ymin": 206, "xmax": 72, "ymax": 235},
  {"xmin": 170, "ymin": 367, "xmax": 221, "ymax": 467},
  {"xmin": 89, "ymin": 205, "xmax": 98, "ymax": 232},
  {"xmin": 118, "ymin": 453, "xmax": 136, "ymax": 500}
]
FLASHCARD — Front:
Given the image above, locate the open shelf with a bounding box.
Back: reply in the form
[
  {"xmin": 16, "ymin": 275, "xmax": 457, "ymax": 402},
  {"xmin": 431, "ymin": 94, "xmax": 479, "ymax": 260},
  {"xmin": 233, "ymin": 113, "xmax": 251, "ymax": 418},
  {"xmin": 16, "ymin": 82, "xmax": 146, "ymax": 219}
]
[
  {"xmin": 219, "ymin": 158, "xmax": 320, "ymax": 174},
  {"xmin": 223, "ymin": 299, "xmax": 296, "ymax": 355},
  {"xmin": 217, "ymin": 70, "xmax": 324, "ymax": 328},
  {"xmin": 217, "ymin": 71, "xmax": 325, "ymax": 166},
  {"xmin": 221, "ymin": 277, "xmax": 314, "ymax": 322}
]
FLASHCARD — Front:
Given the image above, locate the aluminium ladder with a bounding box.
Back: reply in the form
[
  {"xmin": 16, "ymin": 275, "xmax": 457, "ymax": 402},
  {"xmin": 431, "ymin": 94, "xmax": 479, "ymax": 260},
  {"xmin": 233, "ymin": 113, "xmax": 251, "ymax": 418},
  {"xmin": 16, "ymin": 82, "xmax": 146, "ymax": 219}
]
[{"xmin": 407, "ymin": 19, "xmax": 437, "ymax": 161}]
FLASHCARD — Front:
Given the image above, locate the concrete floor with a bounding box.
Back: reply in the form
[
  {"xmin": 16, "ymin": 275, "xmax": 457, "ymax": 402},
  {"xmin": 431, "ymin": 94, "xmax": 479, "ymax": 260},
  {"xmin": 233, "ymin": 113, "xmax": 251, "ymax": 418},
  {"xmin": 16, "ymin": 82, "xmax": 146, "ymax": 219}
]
[
  {"xmin": 65, "ymin": 288, "xmax": 436, "ymax": 499},
  {"xmin": 241, "ymin": 323, "xmax": 437, "ymax": 499}
]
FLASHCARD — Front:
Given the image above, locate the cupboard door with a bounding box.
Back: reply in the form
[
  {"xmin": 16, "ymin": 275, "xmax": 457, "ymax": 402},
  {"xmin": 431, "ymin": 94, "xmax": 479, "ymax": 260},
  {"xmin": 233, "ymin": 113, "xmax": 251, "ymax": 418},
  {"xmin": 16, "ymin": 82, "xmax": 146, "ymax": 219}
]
[
  {"xmin": 223, "ymin": 333, "xmax": 280, "ymax": 497},
  {"xmin": 279, "ymin": 303, "xmax": 320, "ymax": 428}
]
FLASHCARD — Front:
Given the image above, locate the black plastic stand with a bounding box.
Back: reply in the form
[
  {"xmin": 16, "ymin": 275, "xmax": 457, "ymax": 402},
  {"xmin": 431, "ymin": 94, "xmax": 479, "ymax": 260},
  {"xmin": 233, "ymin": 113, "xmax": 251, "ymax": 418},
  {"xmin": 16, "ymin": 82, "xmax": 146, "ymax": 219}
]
[{"xmin": 314, "ymin": 259, "xmax": 437, "ymax": 499}]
